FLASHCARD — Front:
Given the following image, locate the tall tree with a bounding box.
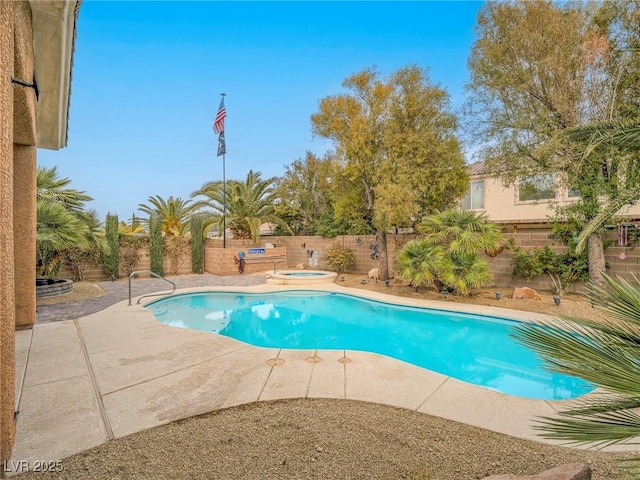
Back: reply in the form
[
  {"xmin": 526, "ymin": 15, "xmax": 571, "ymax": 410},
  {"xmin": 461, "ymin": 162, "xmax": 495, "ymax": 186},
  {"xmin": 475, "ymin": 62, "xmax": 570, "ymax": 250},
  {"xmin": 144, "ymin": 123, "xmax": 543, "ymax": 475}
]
[
  {"xmin": 465, "ymin": 0, "xmax": 639, "ymax": 286},
  {"xmin": 192, "ymin": 170, "xmax": 291, "ymax": 245},
  {"xmin": 274, "ymin": 151, "xmax": 336, "ymax": 235},
  {"xmin": 312, "ymin": 65, "xmax": 467, "ymax": 280}
]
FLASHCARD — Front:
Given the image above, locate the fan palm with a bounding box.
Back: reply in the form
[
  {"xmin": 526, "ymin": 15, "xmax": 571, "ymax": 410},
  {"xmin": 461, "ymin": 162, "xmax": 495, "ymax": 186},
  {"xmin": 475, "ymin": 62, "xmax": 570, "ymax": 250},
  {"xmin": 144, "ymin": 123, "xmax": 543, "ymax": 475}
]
[
  {"xmin": 395, "ymin": 239, "xmax": 442, "ymax": 290},
  {"xmin": 37, "ymin": 165, "xmax": 92, "ymax": 212},
  {"xmin": 512, "ymin": 273, "xmax": 640, "ymax": 471},
  {"xmin": 399, "ymin": 209, "xmax": 503, "ymax": 295},
  {"xmin": 36, "ymin": 199, "xmax": 91, "ymax": 276},
  {"xmin": 192, "ymin": 170, "xmax": 292, "ymax": 244},
  {"xmin": 138, "ymin": 195, "xmax": 193, "ymax": 236},
  {"xmin": 36, "ymin": 166, "xmax": 105, "ymax": 277},
  {"xmin": 418, "ymin": 209, "xmax": 504, "ymax": 256}
]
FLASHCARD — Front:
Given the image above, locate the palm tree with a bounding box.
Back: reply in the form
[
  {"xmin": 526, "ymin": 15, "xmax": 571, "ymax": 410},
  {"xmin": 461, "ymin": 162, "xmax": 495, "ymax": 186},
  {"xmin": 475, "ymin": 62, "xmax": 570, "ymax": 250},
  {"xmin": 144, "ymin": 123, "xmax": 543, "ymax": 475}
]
[
  {"xmin": 37, "ymin": 165, "xmax": 92, "ymax": 212},
  {"xmin": 192, "ymin": 170, "xmax": 292, "ymax": 244},
  {"xmin": 36, "ymin": 166, "xmax": 105, "ymax": 277},
  {"xmin": 138, "ymin": 195, "xmax": 193, "ymax": 236},
  {"xmin": 396, "ymin": 209, "xmax": 503, "ymax": 295},
  {"xmin": 512, "ymin": 273, "xmax": 640, "ymax": 472},
  {"xmin": 394, "ymin": 239, "xmax": 442, "ymax": 291}
]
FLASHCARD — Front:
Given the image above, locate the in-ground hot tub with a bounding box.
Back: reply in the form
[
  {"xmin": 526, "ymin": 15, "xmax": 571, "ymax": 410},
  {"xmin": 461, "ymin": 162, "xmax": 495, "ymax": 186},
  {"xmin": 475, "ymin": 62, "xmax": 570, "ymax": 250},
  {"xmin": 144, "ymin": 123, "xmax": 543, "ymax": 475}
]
[{"xmin": 266, "ymin": 270, "xmax": 337, "ymax": 285}]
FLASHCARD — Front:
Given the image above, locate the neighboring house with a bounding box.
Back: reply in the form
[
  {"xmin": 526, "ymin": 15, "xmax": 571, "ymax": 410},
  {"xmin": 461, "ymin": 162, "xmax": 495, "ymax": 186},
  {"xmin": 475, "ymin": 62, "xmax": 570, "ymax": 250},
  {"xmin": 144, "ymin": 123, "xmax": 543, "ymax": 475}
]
[
  {"xmin": 461, "ymin": 161, "xmax": 640, "ymax": 233},
  {"xmin": 0, "ymin": 0, "xmax": 80, "ymax": 462}
]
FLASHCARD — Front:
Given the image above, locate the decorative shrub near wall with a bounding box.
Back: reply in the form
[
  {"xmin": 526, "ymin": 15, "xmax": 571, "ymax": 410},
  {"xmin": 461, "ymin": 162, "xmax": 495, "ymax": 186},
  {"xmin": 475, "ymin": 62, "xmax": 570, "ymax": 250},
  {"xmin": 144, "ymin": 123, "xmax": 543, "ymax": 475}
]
[
  {"xmin": 149, "ymin": 214, "xmax": 164, "ymax": 276},
  {"xmin": 165, "ymin": 236, "xmax": 190, "ymax": 275},
  {"xmin": 120, "ymin": 234, "xmax": 147, "ymax": 276},
  {"xmin": 190, "ymin": 215, "xmax": 204, "ymax": 274},
  {"xmin": 103, "ymin": 213, "xmax": 119, "ymax": 279},
  {"xmin": 321, "ymin": 242, "xmax": 356, "ymax": 273}
]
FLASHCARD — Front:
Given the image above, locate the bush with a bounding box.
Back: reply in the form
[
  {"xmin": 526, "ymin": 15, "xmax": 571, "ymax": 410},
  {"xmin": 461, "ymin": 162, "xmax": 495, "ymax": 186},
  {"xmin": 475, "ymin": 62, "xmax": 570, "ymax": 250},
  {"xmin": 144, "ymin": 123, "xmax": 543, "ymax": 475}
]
[
  {"xmin": 119, "ymin": 234, "xmax": 147, "ymax": 276},
  {"xmin": 512, "ymin": 245, "xmax": 589, "ymax": 295},
  {"xmin": 321, "ymin": 242, "xmax": 356, "ymax": 273},
  {"xmin": 190, "ymin": 215, "xmax": 204, "ymax": 274},
  {"xmin": 103, "ymin": 213, "xmax": 119, "ymax": 278},
  {"xmin": 149, "ymin": 214, "xmax": 164, "ymax": 276}
]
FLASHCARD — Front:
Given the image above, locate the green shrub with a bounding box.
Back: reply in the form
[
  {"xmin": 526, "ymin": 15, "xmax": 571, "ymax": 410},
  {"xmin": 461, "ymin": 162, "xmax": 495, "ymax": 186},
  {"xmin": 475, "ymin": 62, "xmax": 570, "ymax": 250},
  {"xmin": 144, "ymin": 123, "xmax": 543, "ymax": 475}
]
[
  {"xmin": 149, "ymin": 214, "xmax": 164, "ymax": 276},
  {"xmin": 103, "ymin": 213, "xmax": 119, "ymax": 278},
  {"xmin": 512, "ymin": 245, "xmax": 589, "ymax": 295},
  {"xmin": 321, "ymin": 242, "xmax": 356, "ymax": 273},
  {"xmin": 190, "ymin": 215, "xmax": 204, "ymax": 274},
  {"xmin": 119, "ymin": 234, "xmax": 147, "ymax": 276}
]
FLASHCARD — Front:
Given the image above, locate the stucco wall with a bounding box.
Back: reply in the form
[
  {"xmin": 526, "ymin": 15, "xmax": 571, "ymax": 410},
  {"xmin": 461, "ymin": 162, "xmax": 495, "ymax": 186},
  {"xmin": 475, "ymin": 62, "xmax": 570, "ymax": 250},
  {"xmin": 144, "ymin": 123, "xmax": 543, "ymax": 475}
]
[
  {"xmin": 472, "ymin": 174, "xmax": 640, "ymax": 224},
  {"xmin": 0, "ymin": 0, "xmax": 16, "ymax": 462}
]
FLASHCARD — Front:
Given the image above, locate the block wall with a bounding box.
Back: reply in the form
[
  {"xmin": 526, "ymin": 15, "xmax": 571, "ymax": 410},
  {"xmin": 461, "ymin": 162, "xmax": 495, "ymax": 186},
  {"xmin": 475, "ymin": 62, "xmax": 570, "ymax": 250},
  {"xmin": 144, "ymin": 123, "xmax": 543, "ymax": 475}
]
[{"xmin": 53, "ymin": 233, "xmax": 640, "ymax": 294}]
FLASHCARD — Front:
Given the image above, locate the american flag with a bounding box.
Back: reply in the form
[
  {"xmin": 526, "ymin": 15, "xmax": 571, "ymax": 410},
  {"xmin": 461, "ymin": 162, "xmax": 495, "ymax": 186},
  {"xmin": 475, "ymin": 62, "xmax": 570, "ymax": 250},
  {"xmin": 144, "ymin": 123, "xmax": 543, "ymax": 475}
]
[{"xmin": 213, "ymin": 97, "xmax": 226, "ymax": 134}]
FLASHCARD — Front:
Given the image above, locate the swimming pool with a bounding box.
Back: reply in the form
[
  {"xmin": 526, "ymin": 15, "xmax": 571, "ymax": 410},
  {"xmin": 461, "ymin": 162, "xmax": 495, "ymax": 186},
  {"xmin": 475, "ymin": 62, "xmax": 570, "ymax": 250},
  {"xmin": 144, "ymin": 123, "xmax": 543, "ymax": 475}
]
[{"xmin": 146, "ymin": 290, "xmax": 592, "ymax": 400}]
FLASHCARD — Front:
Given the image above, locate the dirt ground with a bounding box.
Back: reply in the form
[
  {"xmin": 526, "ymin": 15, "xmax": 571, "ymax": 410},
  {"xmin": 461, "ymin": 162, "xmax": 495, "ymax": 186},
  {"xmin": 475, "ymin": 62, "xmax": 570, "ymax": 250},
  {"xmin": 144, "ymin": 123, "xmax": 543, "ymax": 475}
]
[
  {"xmin": 338, "ymin": 273, "xmax": 600, "ymax": 321},
  {"xmin": 23, "ymin": 275, "xmax": 630, "ymax": 480}
]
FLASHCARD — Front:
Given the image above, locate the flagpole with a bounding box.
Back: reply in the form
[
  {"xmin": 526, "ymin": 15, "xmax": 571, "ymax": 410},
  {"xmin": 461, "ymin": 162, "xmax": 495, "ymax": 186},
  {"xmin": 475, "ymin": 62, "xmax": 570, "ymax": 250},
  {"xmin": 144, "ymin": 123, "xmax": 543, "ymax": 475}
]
[{"xmin": 220, "ymin": 93, "xmax": 226, "ymax": 249}]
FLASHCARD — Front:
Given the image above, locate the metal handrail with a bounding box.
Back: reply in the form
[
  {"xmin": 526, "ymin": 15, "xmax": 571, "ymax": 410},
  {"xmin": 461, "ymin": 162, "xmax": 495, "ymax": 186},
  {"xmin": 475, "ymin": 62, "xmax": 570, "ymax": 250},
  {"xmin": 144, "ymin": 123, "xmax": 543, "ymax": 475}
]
[
  {"xmin": 273, "ymin": 258, "xmax": 287, "ymax": 273},
  {"xmin": 128, "ymin": 270, "xmax": 176, "ymax": 305}
]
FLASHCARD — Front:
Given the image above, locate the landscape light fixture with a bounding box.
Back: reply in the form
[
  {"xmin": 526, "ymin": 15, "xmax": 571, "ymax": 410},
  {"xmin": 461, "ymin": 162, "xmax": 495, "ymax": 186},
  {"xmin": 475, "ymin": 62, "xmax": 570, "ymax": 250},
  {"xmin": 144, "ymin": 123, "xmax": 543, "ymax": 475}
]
[
  {"xmin": 495, "ymin": 292, "xmax": 501, "ymax": 300},
  {"xmin": 384, "ymin": 279, "xmax": 390, "ymax": 287},
  {"xmin": 553, "ymin": 295, "xmax": 561, "ymax": 306},
  {"xmin": 361, "ymin": 279, "xmax": 366, "ymax": 285},
  {"xmin": 441, "ymin": 290, "xmax": 448, "ymax": 299},
  {"xmin": 340, "ymin": 275, "xmax": 345, "ymax": 282}
]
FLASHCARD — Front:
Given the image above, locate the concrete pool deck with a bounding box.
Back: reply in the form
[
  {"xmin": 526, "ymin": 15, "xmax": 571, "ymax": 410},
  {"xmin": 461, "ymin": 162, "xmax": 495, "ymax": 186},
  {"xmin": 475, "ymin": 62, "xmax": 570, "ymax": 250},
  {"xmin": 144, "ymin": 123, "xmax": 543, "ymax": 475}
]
[{"xmin": 10, "ymin": 277, "xmax": 632, "ymax": 471}]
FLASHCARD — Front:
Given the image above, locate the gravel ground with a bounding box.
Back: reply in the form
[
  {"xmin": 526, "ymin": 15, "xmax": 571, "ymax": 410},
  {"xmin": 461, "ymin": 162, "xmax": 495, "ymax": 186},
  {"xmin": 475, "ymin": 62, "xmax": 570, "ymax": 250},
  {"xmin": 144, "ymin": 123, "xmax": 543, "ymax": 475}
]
[
  {"xmin": 18, "ymin": 399, "xmax": 630, "ymax": 480},
  {"xmin": 22, "ymin": 276, "xmax": 632, "ymax": 479}
]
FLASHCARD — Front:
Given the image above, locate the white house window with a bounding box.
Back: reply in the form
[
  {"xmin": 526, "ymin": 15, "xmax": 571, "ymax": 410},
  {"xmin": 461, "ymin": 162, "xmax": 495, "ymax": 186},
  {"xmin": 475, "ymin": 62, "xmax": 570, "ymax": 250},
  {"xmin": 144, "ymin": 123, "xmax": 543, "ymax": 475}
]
[
  {"xmin": 461, "ymin": 180, "xmax": 484, "ymax": 210},
  {"xmin": 518, "ymin": 174, "xmax": 556, "ymax": 202}
]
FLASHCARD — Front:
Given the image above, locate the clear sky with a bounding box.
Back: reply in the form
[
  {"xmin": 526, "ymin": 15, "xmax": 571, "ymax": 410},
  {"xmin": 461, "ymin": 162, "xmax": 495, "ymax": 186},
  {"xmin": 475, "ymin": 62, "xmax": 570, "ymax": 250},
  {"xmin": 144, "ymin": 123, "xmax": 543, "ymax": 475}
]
[{"xmin": 38, "ymin": 1, "xmax": 484, "ymax": 222}]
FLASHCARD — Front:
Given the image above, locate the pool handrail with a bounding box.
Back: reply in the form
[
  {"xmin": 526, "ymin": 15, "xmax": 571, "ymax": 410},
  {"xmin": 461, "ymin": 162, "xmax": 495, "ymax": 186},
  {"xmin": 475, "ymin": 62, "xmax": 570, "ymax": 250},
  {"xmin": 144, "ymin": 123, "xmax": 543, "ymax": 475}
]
[{"xmin": 128, "ymin": 270, "xmax": 176, "ymax": 305}]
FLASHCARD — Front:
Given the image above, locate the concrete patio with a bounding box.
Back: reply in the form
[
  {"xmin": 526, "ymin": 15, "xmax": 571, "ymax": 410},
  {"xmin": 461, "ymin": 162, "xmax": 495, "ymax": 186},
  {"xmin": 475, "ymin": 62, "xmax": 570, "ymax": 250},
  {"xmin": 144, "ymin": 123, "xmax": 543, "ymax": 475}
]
[{"xmin": 8, "ymin": 277, "xmax": 630, "ymax": 474}]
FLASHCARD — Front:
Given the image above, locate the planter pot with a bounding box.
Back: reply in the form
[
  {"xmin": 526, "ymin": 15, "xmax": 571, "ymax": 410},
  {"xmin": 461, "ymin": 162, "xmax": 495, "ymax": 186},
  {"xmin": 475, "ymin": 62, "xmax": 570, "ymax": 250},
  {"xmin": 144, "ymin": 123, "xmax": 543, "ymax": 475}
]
[{"xmin": 36, "ymin": 278, "xmax": 73, "ymax": 299}]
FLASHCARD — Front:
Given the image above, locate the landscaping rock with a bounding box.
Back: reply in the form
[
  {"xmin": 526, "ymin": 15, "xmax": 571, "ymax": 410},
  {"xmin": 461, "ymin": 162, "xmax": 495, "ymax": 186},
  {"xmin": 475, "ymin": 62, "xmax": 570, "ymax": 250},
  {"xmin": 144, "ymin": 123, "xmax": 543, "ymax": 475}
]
[
  {"xmin": 368, "ymin": 268, "xmax": 379, "ymax": 282},
  {"xmin": 512, "ymin": 286, "xmax": 543, "ymax": 300},
  {"xmin": 482, "ymin": 463, "xmax": 591, "ymax": 480}
]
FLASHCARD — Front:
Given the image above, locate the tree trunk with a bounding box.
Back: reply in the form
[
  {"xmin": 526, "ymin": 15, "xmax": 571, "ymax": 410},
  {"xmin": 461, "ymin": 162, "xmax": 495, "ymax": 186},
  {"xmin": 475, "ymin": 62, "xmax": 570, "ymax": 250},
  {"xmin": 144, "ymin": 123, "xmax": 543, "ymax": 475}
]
[
  {"xmin": 378, "ymin": 229, "xmax": 390, "ymax": 281},
  {"xmin": 588, "ymin": 232, "xmax": 606, "ymax": 288}
]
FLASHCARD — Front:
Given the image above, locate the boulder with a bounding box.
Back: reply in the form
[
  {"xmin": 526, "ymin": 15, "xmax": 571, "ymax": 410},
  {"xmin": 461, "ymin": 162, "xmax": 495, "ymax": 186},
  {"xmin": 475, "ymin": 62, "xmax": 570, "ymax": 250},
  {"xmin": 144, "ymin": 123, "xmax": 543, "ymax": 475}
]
[
  {"xmin": 368, "ymin": 268, "xmax": 379, "ymax": 282},
  {"xmin": 512, "ymin": 287, "xmax": 543, "ymax": 300},
  {"xmin": 482, "ymin": 463, "xmax": 591, "ymax": 480},
  {"xmin": 295, "ymin": 263, "xmax": 305, "ymax": 270}
]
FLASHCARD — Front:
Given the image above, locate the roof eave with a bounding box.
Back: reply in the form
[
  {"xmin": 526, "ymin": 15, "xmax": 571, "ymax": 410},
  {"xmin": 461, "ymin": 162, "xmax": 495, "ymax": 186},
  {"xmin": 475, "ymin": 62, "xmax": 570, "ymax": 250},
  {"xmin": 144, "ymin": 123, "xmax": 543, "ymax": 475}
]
[{"xmin": 31, "ymin": 0, "xmax": 80, "ymax": 151}]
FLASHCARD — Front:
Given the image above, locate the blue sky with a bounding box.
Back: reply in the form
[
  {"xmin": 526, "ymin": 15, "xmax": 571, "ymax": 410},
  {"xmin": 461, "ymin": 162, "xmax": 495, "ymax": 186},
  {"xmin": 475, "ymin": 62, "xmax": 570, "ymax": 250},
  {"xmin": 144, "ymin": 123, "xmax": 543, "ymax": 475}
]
[{"xmin": 38, "ymin": 1, "xmax": 483, "ymax": 222}]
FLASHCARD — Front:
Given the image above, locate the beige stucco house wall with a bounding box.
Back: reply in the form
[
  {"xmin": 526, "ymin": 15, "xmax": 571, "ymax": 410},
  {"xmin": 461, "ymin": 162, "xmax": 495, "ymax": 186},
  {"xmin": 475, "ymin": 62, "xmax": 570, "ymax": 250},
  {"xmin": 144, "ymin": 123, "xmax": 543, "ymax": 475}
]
[
  {"xmin": 0, "ymin": 0, "xmax": 79, "ymax": 463},
  {"xmin": 463, "ymin": 161, "xmax": 640, "ymax": 231}
]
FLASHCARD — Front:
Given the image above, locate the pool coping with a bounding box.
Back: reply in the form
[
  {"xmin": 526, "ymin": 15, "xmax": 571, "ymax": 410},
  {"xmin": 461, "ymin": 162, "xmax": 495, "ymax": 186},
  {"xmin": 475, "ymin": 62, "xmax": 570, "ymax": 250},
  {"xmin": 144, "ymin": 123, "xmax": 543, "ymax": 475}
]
[{"xmin": 11, "ymin": 282, "xmax": 635, "ymax": 470}]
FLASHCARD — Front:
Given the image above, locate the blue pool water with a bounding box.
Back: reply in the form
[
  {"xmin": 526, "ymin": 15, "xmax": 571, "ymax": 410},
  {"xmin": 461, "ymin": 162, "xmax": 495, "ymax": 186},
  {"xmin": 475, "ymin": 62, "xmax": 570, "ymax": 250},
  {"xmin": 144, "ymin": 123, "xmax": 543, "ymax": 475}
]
[
  {"xmin": 147, "ymin": 291, "xmax": 592, "ymax": 400},
  {"xmin": 280, "ymin": 272, "xmax": 326, "ymax": 277}
]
